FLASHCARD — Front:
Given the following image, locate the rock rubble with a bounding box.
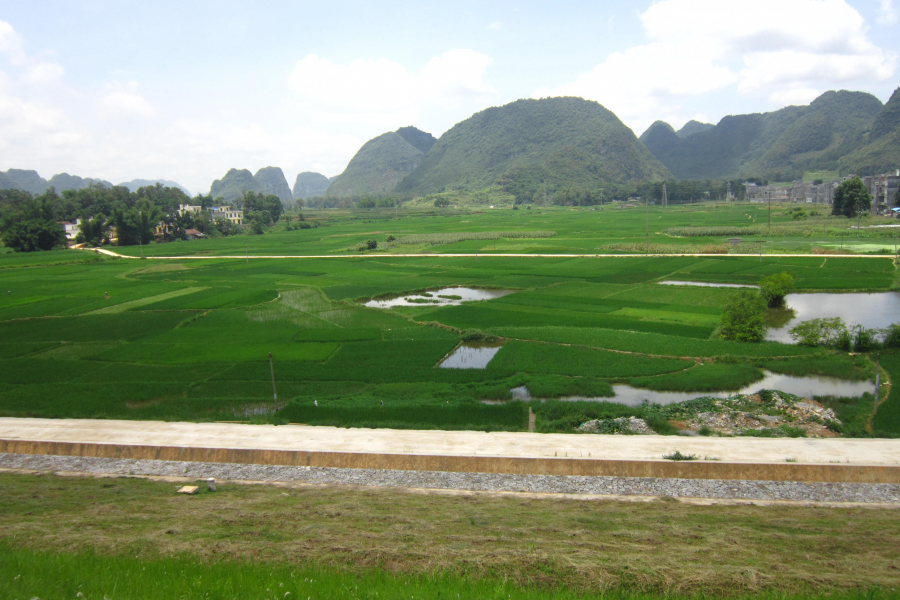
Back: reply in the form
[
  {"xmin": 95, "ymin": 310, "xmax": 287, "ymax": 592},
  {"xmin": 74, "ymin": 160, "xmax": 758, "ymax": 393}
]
[{"xmin": 2, "ymin": 452, "xmax": 897, "ymax": 504}]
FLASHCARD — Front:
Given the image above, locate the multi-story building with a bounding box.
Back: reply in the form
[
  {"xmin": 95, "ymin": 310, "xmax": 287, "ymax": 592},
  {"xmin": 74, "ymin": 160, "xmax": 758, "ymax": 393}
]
[
  {"xmin": 178, "ymin": 203, "xmax": 243, "ymax": 225},
  {"xmin": 863, "ymin": 170, "xmax": 900, "ymax": 214}
]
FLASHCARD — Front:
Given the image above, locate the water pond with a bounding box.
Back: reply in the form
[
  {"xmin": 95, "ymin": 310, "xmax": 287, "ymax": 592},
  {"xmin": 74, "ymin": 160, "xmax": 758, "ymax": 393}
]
[
  {"xmin": 364, "ymin": 287, "xmax": 515, "ymax": 309},
  {"xmin": 767, "ymin": 292, "xmax": 900, "ymax": 343},
  {"xmin": 506, "ymin": 371, "xmax": 873, "ymax": 407},
  {"xmin": 439, "ymin": 343, "xmax": 503, "ymax": 369},
  {"xmin": 659, "ymin": 280, "xmax": 758, "ymax": 289}
]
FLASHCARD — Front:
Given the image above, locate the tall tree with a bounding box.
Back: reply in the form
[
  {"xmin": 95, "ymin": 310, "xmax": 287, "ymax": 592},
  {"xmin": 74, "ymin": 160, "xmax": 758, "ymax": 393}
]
[{"xmin": 831, "ymin": 176, "xmax": 872, "ymax": 218}]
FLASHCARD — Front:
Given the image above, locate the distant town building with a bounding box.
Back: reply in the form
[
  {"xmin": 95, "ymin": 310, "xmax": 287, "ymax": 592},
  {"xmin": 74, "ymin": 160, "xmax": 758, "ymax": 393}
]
[
  {"xmin": 209, "ymin": 206, "xmax": 243, "ymax": 225},
  {"xmin": 178, "ymin": 203, "xmax": 243, "ymax": 225},
  {"xmin": 863, "ymin": 170, "xmax": 900, "ymax": 214},
  {"xmin": 57, "ymin": 218, "xmax": 81, "ymax": 241}
]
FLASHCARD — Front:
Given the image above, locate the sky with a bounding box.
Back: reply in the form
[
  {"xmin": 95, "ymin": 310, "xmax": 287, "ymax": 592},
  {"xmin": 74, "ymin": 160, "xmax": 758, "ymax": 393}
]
[{"xmin": 0, "ymin": 0, "xmax": 897, "ymax": 195}]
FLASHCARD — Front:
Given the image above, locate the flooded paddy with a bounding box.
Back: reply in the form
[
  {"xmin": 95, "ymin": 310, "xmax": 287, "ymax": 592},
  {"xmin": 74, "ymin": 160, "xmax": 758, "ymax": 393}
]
[
  {"xmin": 364, "ymin": 287, "xmax": 515, "ymax": 309},
  {"xmin": 503, "ymin": 371, "xmax": 873, "ymax": 407},
  {"xmin": 659, "ymin": 280, "xmax": 759, "ymax": 288},
  {"xmin": 768, "ymin": 291, "xmax": 900, "ymax": 343},
  {"xmin": 439, "ymin": 343, "xmax": 504, "ymax": 369}
]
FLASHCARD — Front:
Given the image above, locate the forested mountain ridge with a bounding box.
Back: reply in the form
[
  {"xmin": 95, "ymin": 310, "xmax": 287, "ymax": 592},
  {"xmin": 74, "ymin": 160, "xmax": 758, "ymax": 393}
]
[
  {"xmin": 326, "ymin": 128, "xmax": 432, "ymax": 197},
  {"xmin": 840, "ymin": 88, "xmax": 900, "ymax": 175},
  {"xmin": 292, "ymin": 172, "xmax": 334, "ymax": 199},
  {"xmin": 395, "ymin": 97, "xmax": 671, "ymax": 200},
  {"xmin": 0, "ymin": 169, "xmax": 114, "ymax": 195},
  {"xmin": 117, "ymin": 179, "xmax": 191, "ymax": 195},
  {"xmin": 208, "ymin": 167, "xmax": 293, "ymax": 203},
  {"xmin": 676, "ymin": 120, "xmax": 714, "ymax": 138},
  {"xmin": 253, "ymin": 167, "xmax": 293, "ymax": 202},
  {"xmin": 641, "ymin": 90, "xmax": 885, "ymax": 180}
]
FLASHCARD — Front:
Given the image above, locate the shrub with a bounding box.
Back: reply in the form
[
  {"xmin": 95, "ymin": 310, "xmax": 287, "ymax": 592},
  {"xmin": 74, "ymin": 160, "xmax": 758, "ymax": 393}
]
[
  {"xmin": 719, "ymin": 290, "xmax": 766, "ymax": 343},
  {"xmin": 884, "ymin": 323, "xmax": 900, "ymax": 348},
  {"xmin": 663, "ymin": 451, "xmax": 697, "ymax": 461},
  {"xmin": 789, "ymin": 318, "xmax": 851, "ymax": 350},
  {"xmin": 853, "ymin": 325, "xmax": 881, "ymax": 352},
  {"xmin": 365, "ymin": 239, "xmax": 377, "ymax": 250},
  {"xmin": 386, "ymin": 235, "xmax": 396, "ymax": 242},
  {"xmin": 759, "ymin": 272, "xmax": 795, "ymax": 307}
]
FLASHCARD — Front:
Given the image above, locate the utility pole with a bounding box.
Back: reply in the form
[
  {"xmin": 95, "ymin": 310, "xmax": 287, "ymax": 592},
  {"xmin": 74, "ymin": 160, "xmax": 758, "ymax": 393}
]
[
  {"xmin": 768, "ymin": 191, "xmax": 772, "ymax": 234},
  {"xmin": 645, "ymin": 198, "xmax": 650, "ymax": 254},
  {"xmin": 269, "ymin": 352, "xmax": 278, "ymax": 412},
  {"xmin": 875, "ymin": 353, "xmax": 881, "ymax": 414},
  {"xmin": 661, "ymin": 183, "xmax": 667, "ymax": 207},
  {"xmin": 139, "ymin": 210, "xmax": 144, "ymax": 258}
]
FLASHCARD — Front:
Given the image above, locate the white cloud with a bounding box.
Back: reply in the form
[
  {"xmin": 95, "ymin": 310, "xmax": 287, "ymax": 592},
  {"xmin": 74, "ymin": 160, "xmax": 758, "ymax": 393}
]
[
  {"xmin": 487, "ymin": 22, "xmax": 502, "ymax": 30},
  {"xmin": 288, "ymin": 49, "xmax": 494, "ymax": 130},
  {"xmin": 99, "ymin": 82, "xmax": 156, "ymax": 119},
  {"xmin": 879, "ymin": 0, "xmax": 898, "ymax": 24},
  {"xmin": 535, "ymin": 0, "xmax": 896, "ymax": 134}
]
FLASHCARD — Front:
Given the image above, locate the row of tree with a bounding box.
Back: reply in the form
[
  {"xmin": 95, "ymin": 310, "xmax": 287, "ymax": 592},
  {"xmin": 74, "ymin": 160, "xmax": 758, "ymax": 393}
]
[{"xmin": 0, "ymin": 183, "xmax": 286, "ymax": 252}]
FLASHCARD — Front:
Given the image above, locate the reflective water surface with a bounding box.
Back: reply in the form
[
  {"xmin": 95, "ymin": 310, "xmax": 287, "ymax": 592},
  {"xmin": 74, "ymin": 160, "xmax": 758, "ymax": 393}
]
[
  {"xmin": 659, "ymin": 280, "xmax": 759, "ymax": 288},
  {"xmin": 767, "ymin": 292, "xmax": 900, "ymax": 343},
  {"xmin": 364, "ymin": 287, "xmax": 515, "ymax": 308},
  {"xmin": 504, "ymin": 371, "xmax": 874, "ymax": 407},
  {"xmin": 439, "ymin": 344, "xmax": 503, "ymax": 369}
]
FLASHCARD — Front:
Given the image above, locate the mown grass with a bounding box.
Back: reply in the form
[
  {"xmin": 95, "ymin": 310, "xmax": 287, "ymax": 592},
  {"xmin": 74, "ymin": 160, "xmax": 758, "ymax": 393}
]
[{"xmin": 2, "ymin": 472, "xmax": 900, "ymax": 597}]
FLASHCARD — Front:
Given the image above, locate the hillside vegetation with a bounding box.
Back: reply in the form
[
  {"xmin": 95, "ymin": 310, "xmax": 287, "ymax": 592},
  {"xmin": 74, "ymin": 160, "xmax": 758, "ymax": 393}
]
[
  {"xmin": 840, "ymin": 88, "xmax": 900, "ymax": 175},
  {"xmin": 642, "ymin": 90, "xmax": 886, "ymax": 180},
  {"xmin": 0, "ymin": 169, "xmax": 113, "ymax": 195},
  {"xmin": 209, "ymin": 167, "xmax": 292, "ymax": 203},
  {"xmin": 326, "ymin": 127, "xmax": 433, "ymax": 197},
  {"xmin": 397, "ymin": 97, "xmax": 671, "ymax": 200},
  {"xmin": 292, "ymin": 172, "xmax": 333, "ymax": 199}
]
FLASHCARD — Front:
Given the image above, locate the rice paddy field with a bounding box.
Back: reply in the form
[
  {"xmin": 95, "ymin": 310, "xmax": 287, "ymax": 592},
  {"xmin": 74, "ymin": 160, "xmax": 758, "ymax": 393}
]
[{"xmin": 1, "ymin": 203, "xmax": 899, "ymax": 435}]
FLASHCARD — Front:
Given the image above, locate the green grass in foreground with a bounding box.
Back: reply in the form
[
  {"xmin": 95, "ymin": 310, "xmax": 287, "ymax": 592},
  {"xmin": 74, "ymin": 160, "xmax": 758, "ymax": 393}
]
[
  {"xmin": 3, "ymin": 544, "xmax": 898, "ymax": 600},
  {"xmin": 3, "ymin": 472, "xmax": 900, "ymax": 598}
]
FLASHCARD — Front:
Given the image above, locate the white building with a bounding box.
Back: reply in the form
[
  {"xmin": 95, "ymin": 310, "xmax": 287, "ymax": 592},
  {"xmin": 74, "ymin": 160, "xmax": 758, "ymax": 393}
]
[{"xmin": 178, "ymin": 203, "xmax": 243, "ymax": 225}]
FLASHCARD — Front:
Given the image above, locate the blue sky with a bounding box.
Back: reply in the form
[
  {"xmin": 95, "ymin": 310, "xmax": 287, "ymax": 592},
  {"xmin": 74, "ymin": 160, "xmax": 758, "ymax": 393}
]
[{"xmin": 0, "ymin": 0, "xmax": 897, "ymax": 194}]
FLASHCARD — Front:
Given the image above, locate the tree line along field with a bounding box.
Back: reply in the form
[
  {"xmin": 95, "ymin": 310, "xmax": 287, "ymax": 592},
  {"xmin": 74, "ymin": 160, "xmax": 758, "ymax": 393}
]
[
  {"xmin": 92, "ymin": 202, "xmax": 900, "ymax": 259},
  {"xmin": 2, "ymin": 240, "xmax": 899, "ymax": 435}
]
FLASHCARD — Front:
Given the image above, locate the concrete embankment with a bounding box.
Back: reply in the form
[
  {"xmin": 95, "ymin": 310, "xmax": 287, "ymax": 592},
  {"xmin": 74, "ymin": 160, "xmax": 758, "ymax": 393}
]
[{"xmin": 1, "ymin": 418, "xmax": 900, "ymax": 502}]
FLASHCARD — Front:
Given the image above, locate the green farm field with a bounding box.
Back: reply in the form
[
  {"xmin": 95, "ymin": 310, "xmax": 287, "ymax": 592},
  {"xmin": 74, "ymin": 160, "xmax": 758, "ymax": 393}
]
[
  {"xmin": 91, "ymin": 201, "xmax": 900, "ymax": 258},
  {"xmin": 2, "ymin": 206, "xmax": 898, "ymax": 435}
]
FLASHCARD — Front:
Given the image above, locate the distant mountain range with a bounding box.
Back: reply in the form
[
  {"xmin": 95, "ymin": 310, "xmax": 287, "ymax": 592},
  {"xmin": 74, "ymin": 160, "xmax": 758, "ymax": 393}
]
[
  {"xmin": 117, "ymin": 179, "xmax": 191, "ymax": 195},
  {"xmin": 640, "ymin": 89, "xmax": 899, "ymax": 180},
  {"xmin": 395, "ymin": 97, "xmax": 670, "ymax": 199},
  {"xmin": 292, "ymin": 172, "xmax": 335, "ymax": 199},
  {"xmin": 325, "ymin": 127, "xmax": 437, "ymax": 197},
  {"xmin": 5, "ymin": 86, "xmax": 900, "ymax": 204},
  {"xmin": 208, "ymin": 166, "xmax": 293, "ymax": 203},
  {"xmin": 0, "ymin": 170, "xmax": 192, "ymax": 196}
]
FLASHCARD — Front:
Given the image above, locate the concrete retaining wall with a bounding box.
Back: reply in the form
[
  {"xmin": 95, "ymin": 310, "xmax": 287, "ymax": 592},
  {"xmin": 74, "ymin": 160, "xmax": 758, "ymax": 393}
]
[{"xmin": 3, "ymin": 438, "xmax": 899, "ymax": 483}]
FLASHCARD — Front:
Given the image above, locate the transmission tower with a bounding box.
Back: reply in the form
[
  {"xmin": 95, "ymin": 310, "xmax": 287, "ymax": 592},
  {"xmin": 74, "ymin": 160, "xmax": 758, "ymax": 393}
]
[{"xmin": 661, "ymin": 183, "xmax": 668, "ymax": 207}]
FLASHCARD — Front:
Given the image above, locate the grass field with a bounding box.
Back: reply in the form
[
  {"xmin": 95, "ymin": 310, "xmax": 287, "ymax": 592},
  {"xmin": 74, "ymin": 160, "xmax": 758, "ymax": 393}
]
[
  {"xmin": 0, "ymin": 205, "xmax": 897, "ymax": 434},
  {"xmin": 1, "ymin": 472, "xmax": 899, "ymax": 598}
]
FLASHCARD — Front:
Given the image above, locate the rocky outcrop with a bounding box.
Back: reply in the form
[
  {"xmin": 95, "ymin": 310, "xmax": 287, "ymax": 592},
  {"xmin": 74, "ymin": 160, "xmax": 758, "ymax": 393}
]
[
  {"xmin": 292, "ymin": 172, "xmax": 332, "ymax": 199},
  {"xmin": 253, "ymin": 167, "xmax": 292, "ymax": 203}
]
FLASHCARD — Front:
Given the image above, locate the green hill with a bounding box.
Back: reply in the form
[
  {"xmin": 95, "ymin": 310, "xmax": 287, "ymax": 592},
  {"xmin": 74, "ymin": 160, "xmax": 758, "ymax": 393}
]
[
  {"xmin": 839, "ymin": 87, "xmax": 900, "ymax": 175},
  {"xmin": 396, "ymin": 97, "xmax": 671, "ymax": 200},
  {"xmin": 641, "ymin": 90, "xmax": 884, "ymax": 180},
  {"xmin": 209, "ymin": 169, "xmax": 263, "ymax": 202},
  {"xmin": 253, "ymin": 167, "xmax": 292, "ymax": 202},
  {"xmin": 0, "ymin": 169, "xmax": 49, "ymax": 195},
  {"xmin": 326, "ymin": 127, "xmax": 432, "ymax": 197},
  {"xmin": 117, "ymin": 179, "xmax": 191, "ymax": 195},
  {"xmin": 868, "ymin": 87, "xmax": 900, "ymax": 141},
  {"xmin": 292, "ymin": 172, "xmax": 333, "ymax": 199},
  {"xmin": 47, "ymin": 173, "xmax": 113, "ymax": 192},
  {"xmin": 676, "ymin": 120, "xmax": 714, "ymax": 138}
]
